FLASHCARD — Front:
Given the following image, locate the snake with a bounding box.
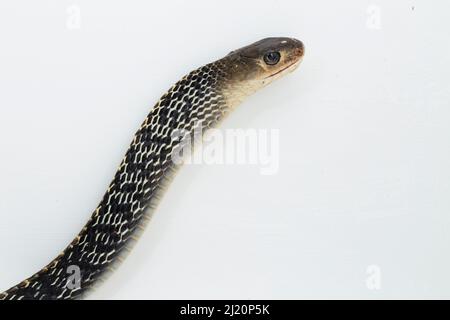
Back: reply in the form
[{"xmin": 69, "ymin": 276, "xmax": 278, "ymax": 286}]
[{"xmin": 0, "ymin": 37, "xmax": 304, "ymax": 300}]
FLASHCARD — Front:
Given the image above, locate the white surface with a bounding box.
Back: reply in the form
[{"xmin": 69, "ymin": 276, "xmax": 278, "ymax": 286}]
[{"xmin": 0, "ymin": 0, "xmax": 450, "ymax": 299}]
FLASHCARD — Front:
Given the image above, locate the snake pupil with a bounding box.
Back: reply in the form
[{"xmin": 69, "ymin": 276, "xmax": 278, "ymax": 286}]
[{"xmin": 263, "ymin": 51, "xmax": 281, "ymax": 65}]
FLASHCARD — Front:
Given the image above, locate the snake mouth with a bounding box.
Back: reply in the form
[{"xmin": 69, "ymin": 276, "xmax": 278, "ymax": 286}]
[{"xmin": 264, "ymin": 59, "xmax": 302, "ymax": 79}]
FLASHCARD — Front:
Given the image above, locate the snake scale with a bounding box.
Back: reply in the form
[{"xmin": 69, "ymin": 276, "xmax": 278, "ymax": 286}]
[{"xmin": 0, "ymin": 37, "xmax": 304, "ymax": 300}]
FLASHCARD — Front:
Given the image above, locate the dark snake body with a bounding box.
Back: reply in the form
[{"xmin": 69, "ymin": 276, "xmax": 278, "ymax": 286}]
[{"xmin": 1, "ymin": 61, "xmax": 230, "ymax": 300}]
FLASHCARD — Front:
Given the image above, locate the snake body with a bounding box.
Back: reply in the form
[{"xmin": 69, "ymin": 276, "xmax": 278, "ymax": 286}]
[{"xmin": 0, "ymin": 37, "xmax": 304, "ymax": 300}]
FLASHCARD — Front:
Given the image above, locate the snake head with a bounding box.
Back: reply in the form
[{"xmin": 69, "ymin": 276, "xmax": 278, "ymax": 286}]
[{"xmin": 222, "ymin": 37, "xmax": 304, "ymax": 92}]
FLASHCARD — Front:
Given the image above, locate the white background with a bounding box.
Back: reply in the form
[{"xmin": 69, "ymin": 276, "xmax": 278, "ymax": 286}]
[{"xmin": 0, "ymin": 0, "xmax": 449, "ymax": 299}]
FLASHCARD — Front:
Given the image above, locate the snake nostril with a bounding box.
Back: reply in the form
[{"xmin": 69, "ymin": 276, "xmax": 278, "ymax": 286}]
[{"xmin": 294, "ymin": 41, "xmax": 305, "ymax": 57}]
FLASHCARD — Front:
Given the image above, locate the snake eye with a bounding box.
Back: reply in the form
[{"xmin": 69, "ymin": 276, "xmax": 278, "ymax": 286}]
[{"xmin": 263, "ymin": 51, "xmax": 281, "ymax": 65}]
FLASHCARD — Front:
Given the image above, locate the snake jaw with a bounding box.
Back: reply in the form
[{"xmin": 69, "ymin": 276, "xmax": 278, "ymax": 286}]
[{"xmin": 264, "ymin": 58, "xmax": 303, "ymax": 80}]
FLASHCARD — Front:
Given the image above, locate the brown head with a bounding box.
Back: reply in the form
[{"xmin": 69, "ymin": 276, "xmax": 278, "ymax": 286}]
[{"xmin": 218, "ymin": 37, "xmax": 305, "ymax": 104}]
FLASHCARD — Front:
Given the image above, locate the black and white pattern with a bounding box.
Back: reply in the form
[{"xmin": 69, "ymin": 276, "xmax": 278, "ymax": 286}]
[
  {"xmin": 0, "ymin": 61, "xmax": 231, "ymax": 300},
  {"xmin": 0, "ymin": 36, "xmax": 304, "ymax": 300}
]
